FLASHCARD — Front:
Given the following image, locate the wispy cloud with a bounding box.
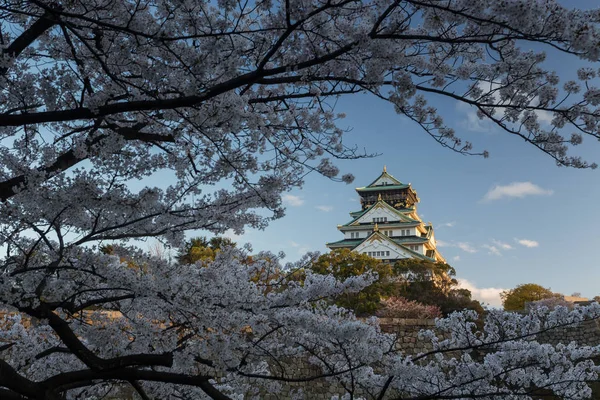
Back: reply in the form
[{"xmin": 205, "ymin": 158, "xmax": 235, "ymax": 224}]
[
  {"xmin": 316, "ymin": 205, "xmax": 333, "ymax": 212},
  {"xmin": 482, "ymin": 182, "xmax": 553, "ymax": 202},
  {"xmin": 483, "ymin": 244, "xmax": 501, "ymax": 256},
  {"xmin": 516, "ymin": 238, "xmax": 539, "ymax": 248},
  {"xmin": 282, "ymin": 194, "xmax": 304, "ymax": 207},
  {"xmin": 439, "ymin": 221, "xmax": 455, "ymax": 228},
  {"xmin": 492, "ymin": 239, "xmax": 513, "ymax": 250},
  {"xmin": 457, "ymin": 242, "xmax": 477, "ymax": 253},
  {"xmin": 452, "ymin": 255, "xmax": 461, "ymax": 262},
  {"xmin": 456, "ymin": 102, "xmax": 495, "ymax": 133},
  {"xmin": 481, "ymin": 239, "xmax": 514, "ymax": 256},
  {"xmin": 222, "ymin": 229, "xmax": 246, "ymax": 242},
  {"xmin": 290, "ymin": 240, "xmax": 310, "ymax": 255},
  {"xmin": 458, "ymin": 279, "xmax": 506, "ymax": 307},
  {"xmin": 437, "ymin": 240, "xmax": 477, "ymax": 253}
]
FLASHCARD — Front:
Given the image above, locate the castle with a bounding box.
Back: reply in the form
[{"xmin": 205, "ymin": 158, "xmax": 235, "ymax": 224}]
[{"xmin": 326, "ymin": 167, "xmax": 445, "ymax": 263}]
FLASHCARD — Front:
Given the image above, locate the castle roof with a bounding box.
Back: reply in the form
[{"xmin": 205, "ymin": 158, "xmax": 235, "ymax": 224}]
[
  {"xmin": 342, "ymin": 199, "xmax": 419, "ymax": 227},
  {"xmin": 327, "ymin": 231, "xmax": 435, "ymax": 262}
]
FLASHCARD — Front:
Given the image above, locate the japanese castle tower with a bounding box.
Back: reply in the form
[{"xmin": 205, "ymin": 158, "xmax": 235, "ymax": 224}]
[{"xmin": 327, "ymin": 168, "xmax": 445, "ymax": 263}]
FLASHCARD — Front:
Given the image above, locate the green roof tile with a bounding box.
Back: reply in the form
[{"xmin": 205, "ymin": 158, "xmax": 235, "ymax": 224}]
[
  {"xmin": 365, "ymin": 171, "xmax": 402, "ymax": 187},
  {"xmin": 356, "ymin": 184, "xmax": 409, "ymax": 192},
  {"xmin": 341, "ymin": 200, "xmax": 419, "ymax": 227},
  {"xmin": 326, "ymin": 239, "xmax": 363, "ymax": 248}
]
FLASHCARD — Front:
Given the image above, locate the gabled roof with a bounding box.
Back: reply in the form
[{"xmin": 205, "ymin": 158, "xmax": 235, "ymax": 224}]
[
  {"xmin": 339, "ymin": 222, "xmax": 420, "ymax": 232},
  {"xmin": 353, "ymin": 231, "xmax": 435, "ymax": 262},
  {"xmin": 349, "ymin": 206, "xmax": 416, "ymax": 219},
  {"xmin": 349, "ymin": 209, "xmax": 368, "ymax": 219},
  {"xmin": 326, "ymin": 239, "xmax": 363, "ymax": 248},
  {"xmin": 391, "ymin": 236, "xmax": 429, "ymax": 245},
  {"xmin": 342, "ymin": 199, "xmax": 419, "ymax": 227},
  {"xmin": 356, "ymin": 184, "xmax": 410, "ymax": 192},
  {"xmin": 364, "ymin": 169, "xmax": 402, "ymax": 188}
]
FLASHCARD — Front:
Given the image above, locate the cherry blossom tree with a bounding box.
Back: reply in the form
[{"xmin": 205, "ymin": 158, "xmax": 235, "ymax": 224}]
[{"xmin": 1, "ymin": 0, "xmax": 600, "ymax": 398}]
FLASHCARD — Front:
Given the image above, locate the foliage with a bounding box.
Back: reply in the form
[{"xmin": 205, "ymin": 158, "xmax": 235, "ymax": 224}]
[
  {"xmin": 375, "ymin": 296, "xmax": 442, "ymax": 319},
  {"xmin": 310, "ymin": 249, "xmax": 394, "ymax": 315},
  {"xmin": 1, "ymin": 0, "xmax": 600, "ymax": 398},
  {"xmin": 394, "ymin": 259, "xmax": 457, "ymax": 294},
  {"xmin": 394, "ymin": 259, "xmax": 483, "ymax": 316},
  {"xmin": 177, "ymin": 236, "xmax": 236, "ymax": 264},
  {"xmin": 501, "ymin": 283, "xmax": 560, "ymax": 311}
]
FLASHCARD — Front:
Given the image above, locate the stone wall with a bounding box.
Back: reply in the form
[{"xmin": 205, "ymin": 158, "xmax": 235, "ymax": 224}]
[
  {"xmin": 537, "ymin": 318, "xmax": 600, "ymax": 347},
  {"xmin": 254, "ymin": 317, "xmax": 600, "ymax": 399},
  {"xmin": 4, "ymin": 314, "xmax": 600, "ymax": 399}
]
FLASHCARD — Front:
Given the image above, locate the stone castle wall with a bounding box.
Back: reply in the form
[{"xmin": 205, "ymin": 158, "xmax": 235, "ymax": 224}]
[
  {"xmin": 258, "ymin": 317, "xmax": 600, "ymax": 399},
  {"xmin": 3, "ymin": 314, "xmax": 600, "ymax": 399}
]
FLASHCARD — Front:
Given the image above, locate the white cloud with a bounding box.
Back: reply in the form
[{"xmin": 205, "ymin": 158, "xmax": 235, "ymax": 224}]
[
  {"xmin": 316, "ymin": 205, "xmax": 333, "ymax": 212},
  {"xmin": 458, "ymin": 279, "xmax": 506, "ymax": 308},
  {"xmin": 481, "ymin": 240, "xmax": 513, "ymax": 256},
  {"xmin": 297, "ymin": 246, "xmax": 310, "ymax": 254},
  {"xmin": 516, "ymin": 238, "xmax": 539, "ymax": 248},
  {"xmin": 456, "ymin": 102, "xmax": 495, "ymax": 133},
  {"xmin": 535, "ymin": 109, "xmax": 554, "ymax": 125},
  {"xmin": 457, "ymin": 82, "xmax": 554, "ymax": 137},
  {"xmin": 482, "ymin": 244, "xmax": 501, "ymax": 256},
  {"xmin": 289, "ymin": 241, "xmax": 309, "ymax": 255},
  {"xmin": 222, "ymin": 229, "xmax": 245, "ymax": 242},
  {"xmin": 437, "ymin": 240, "xmax": 477, "ymax": 253},
  {"xmin": 482, "ymin": 182, "xmax": 553, "ymax": 202},
  {"xmin": 457, "ymin": 242, "xmax": 477, "ymax": 253},
  {"xmin": 282, "ymin": 194, "xmax": 304, "ymax": 207},
  {"xmin": 492, "ymin": 239, "xmax": 513, "ymax": 250},
  {"xmin": 439, "ymin": 221, "xmax": 455, "ymax": 228},
  {"xmin": 452, "ymin": 255, "xmax": 460, "ymax": 262}
]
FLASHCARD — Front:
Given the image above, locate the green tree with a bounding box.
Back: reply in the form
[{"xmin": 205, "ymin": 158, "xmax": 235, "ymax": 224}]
[
  {"xmin": 394, "ymin": 259, "xmax": 457, "ymax": 295},
  {"xmin": 501, "ymin": 283, "xmax": 559, "ymax": 311},
  {"xmin": 310, "ymin": 249, "xmax": 394, "ymax": 315},
  {"xmin": 393, "ymin": 259, "xmax": 483, "ymax": 316},
  {"xmin": 177, "ymin": 237, "xmax": 236, "ymax": 264}
]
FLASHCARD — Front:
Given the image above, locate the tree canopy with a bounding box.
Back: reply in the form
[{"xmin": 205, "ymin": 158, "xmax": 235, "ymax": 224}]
[
  {"xmin": 310, "ymin": 248, "xmax": 395, "ymax": 314},
  {"xmin": 2, "ymin": 0, "xmax": 600, "ymax": 398},
  {"xmin": 501, "ymin": 283, "xmax": 560, "ymax": 311},
  {"xmin": 394, "ymin": 259, "xmax": 483, "ymax": 316},
  {"xmin": 177, "ymin": 236, "xmax": 237, "ymax": 264}
]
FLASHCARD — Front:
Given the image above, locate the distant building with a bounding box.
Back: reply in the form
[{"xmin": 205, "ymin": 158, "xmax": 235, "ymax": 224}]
[
  {"xmin": 563, "ymin": 295, "xmax": 589, "ymax": 303},
  {"xmin": 326, "ymin": 167, "xmax": 445, "ymax": 262}
]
